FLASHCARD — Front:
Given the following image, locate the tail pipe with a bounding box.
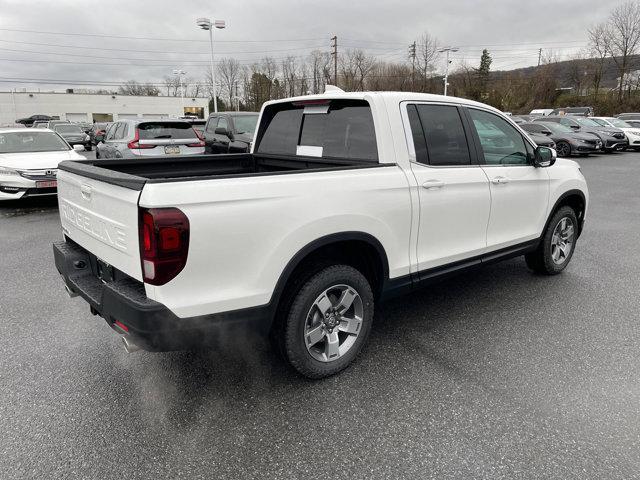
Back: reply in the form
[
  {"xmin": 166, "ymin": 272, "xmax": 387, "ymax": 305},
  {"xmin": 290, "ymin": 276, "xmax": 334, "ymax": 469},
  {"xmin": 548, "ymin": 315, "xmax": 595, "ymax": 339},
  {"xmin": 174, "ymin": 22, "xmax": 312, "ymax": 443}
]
[{"xmin": 121, "ymin": 335, "xmax": 141, "ymax": 354}]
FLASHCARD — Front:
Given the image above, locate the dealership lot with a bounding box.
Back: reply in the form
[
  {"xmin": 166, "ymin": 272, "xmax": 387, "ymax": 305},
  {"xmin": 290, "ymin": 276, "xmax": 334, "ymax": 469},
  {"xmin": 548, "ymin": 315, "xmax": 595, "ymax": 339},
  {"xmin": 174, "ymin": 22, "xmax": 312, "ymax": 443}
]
[{"xmin": 1, "ymin": 152, "xmax": 639, "ymax": 478}]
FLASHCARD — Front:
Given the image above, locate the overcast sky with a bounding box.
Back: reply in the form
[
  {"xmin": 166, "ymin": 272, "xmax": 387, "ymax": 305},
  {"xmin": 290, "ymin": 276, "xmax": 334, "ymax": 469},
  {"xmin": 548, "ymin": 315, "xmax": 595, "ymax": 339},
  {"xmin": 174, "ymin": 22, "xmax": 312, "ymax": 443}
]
[{"xmin": 0, "ymin": 0, "xmax": 629, "ymax": 92}]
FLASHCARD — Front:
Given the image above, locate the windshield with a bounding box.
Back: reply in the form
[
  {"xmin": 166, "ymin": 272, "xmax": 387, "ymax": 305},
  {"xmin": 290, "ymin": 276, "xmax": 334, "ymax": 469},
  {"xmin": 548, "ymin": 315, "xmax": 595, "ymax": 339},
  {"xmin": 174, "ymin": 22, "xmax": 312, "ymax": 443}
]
[
  {"xmin": 575, "ymin": 117, "xmax": 599, "ymax": 127},
  {"xmin": 607, "ymin": 118, "xmax": 631, "ymax": 128},
  {"xmin": 591, "ymin": 118, "xmax": 609, "ymax": 127},
  {"xmin": 232, "ymin": 115, "xmax": 259, "ymax": 134},
  {"xmin": 0, "ymin": 131, "xmax": 70, "ymax": 153},
  {"xmin": 541, "ymin": 122, "xmax": 573, "ymax": 133},
  {"xmin": 55, "ymin": 124, "xmax": 84, "ymax": 134}
]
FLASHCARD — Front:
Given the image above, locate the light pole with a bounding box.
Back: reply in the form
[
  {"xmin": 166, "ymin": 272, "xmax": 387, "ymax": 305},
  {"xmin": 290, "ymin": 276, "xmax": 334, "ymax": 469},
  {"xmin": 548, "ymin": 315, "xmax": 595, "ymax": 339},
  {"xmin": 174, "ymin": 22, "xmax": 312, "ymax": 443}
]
[
  {"xmin": 438, "ymin": 46, "xmax": 458, "ymax": 96},
  {"xmin": 173, "ymin": 69, "xmax": 186, "ymax": 115},
  {"xmin": 197, "ymin": 17, "xmax": 226, "ymax": 113}
]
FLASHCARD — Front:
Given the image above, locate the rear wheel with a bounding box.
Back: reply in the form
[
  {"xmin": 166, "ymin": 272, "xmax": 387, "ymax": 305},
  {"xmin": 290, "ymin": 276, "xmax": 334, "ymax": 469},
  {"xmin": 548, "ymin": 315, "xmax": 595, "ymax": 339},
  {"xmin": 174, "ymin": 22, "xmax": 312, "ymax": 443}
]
[
  {"xmin": 280, "ymin": 264, "xmax": 374, "ymax": 379},
  {"xmin": 525, "ymin": 206, "xmax": 578, "ymax": 275},
  {"xmin": 555, "ymin": 141, "xmax": 571, "ymax": 157}
]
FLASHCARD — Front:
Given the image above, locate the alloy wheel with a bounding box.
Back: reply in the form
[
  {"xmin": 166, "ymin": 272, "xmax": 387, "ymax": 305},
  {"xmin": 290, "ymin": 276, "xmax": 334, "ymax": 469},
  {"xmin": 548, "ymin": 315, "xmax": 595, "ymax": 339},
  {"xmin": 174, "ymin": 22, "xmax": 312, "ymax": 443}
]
[
  {"xmin": 550, "ymin": 216, "xmax": 575, "ymax": 265},
  {"xmin": 304, "ymin": 284, "xmax": 364, "ymax": 362}
]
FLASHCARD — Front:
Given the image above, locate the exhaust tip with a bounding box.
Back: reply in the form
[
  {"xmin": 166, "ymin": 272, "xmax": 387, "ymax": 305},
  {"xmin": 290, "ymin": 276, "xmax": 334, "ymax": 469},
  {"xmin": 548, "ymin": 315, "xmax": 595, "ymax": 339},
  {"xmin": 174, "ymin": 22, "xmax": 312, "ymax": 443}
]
[
  {"xmin": 64, "ymin": 284, "xmax": 78, "ymax": 298},
  {"xmin": 121, "ymin": 336, "xmax": 141, "ymax": 353}
]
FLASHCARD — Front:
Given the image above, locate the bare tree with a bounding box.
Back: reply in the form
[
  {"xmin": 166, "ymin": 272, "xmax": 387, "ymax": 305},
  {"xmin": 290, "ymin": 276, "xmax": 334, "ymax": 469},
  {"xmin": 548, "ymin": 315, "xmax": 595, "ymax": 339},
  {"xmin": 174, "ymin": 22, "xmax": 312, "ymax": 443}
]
[
  {"xmin": 339, "ymin": 49, "xmax": 375, "ymax": 91},
  {"xmin": 217, "ymin": 58, "xmax": 242, "ymax": 107},
  {"xmin": 308, "ymin": 50, "xmax": 331, "ymax": 94},
  {"xmin": 416, "ymin": 32, "xmax": 441, "ymax": 91},
  {"xmin": 118, "ymin": 80, "xmax": 159, "ymax": 96},
  {"xmin": 162, "ymin": 75, "xmax": 181, "ymax": 96},
  {"xmin": 587, "ymin": 23, "xmax": 611, "ymax": 98},
  {"xmin": 281, "ymin": 56, "xmax": 299, "ymax": 97},
  {"xmin": 607, "ymin": 1, "xmax": 640, "ymax": 99}
]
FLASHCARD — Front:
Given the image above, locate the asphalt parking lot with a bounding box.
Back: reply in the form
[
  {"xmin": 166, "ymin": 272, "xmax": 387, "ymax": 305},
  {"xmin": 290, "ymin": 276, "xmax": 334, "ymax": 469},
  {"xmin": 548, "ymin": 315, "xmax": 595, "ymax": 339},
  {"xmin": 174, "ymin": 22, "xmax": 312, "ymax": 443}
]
[{"xmin": 1, "ymin": 152, "xmax": 639, "ymax": 479}]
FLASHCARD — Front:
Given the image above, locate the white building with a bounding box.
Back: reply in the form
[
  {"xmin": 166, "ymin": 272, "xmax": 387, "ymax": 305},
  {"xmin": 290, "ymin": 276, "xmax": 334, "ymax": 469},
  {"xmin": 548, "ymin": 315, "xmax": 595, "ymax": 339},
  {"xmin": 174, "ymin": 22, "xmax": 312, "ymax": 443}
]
[{"xmin": 0, "ymin": 91, "xmax": 209, "ymax": 126}]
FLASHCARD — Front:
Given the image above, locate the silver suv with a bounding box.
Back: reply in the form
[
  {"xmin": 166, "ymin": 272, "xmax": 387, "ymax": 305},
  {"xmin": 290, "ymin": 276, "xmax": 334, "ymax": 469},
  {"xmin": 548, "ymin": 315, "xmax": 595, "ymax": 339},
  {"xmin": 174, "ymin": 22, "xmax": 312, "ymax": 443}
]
[{"xmin": 96, "ymin": 119, "xmax": 205, "ymax": 159}]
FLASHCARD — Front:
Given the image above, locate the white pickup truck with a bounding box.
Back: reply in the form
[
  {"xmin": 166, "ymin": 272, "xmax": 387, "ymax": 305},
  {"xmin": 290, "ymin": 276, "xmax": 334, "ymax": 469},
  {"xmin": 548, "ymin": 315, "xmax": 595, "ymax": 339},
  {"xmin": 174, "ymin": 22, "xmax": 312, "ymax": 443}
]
[{"xmin": 53, "ymin": 90, "xmax": 588, "ymax": 378}]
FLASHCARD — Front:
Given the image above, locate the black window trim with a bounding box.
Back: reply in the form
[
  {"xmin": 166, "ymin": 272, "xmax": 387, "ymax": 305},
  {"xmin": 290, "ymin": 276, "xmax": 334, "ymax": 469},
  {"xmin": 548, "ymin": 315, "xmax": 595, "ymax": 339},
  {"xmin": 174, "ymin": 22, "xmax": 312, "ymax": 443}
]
[
  {"xmin": 400, "ymin": 100, "xmax": 479, "ymax": 169},
  {"xmin": 462, "ymin": 106, "xmax": 537, "ymax": 168}
]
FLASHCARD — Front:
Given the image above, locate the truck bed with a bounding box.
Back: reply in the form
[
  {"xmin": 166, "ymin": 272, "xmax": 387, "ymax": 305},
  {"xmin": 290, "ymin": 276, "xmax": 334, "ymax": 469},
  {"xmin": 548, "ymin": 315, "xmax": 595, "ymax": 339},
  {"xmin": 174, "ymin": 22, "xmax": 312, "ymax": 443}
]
[{"xmin": 57, "ymin": 153, "xmax": 382, "ymax": 191}]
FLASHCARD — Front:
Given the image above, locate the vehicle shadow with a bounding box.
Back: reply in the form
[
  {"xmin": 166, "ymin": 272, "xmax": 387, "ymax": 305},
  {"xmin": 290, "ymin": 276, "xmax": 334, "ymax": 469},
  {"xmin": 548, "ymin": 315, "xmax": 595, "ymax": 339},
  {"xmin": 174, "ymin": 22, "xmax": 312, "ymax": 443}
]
[
  {"xmin": 0, "ymin": 195, "xmax": 59, "ymax": 218},
  {"xmin": 126, "ymin": 257, "xmax": 555, "ymax": 426}
]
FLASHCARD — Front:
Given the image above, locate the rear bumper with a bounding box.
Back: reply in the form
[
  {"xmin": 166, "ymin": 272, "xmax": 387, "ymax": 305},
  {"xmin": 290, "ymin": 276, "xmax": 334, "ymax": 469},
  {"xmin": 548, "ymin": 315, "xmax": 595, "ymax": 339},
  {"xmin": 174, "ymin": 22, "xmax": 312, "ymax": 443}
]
[{"xmin": 53, "ymin": 240, "xmax": 271, "ymax": 351}]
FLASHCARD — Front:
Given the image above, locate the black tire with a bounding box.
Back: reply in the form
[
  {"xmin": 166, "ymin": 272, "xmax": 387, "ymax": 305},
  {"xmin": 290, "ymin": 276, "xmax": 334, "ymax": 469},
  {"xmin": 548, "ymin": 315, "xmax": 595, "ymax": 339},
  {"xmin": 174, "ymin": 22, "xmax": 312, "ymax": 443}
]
[
  {"xmin": 525, "ymin": 206, "xmax": 578, "ymax": 275},
  {"xmin": 85, "ymin": 145, "xmax": 92, "ymax": 151},
  {"xmin": 555, "ymin": 141, "xmax": 571, "ymax": 158},
  {"xmin": 95, "ymin": 150, "xmax": 100, "ymax": 159},
  {"xmin": 280, "ymin": 264, "xmax": 374, "ymax": 379}
]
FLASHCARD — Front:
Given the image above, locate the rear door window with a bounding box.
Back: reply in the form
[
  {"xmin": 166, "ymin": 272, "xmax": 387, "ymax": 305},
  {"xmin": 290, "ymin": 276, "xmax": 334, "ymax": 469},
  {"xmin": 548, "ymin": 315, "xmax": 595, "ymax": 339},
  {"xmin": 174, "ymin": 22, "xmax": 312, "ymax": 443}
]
[
  {"xmin": 137, "ymin": 122, "xmax": 197, "ymax": 139},
  {"xmin": 407, "ymin": 104, "xmax": 471, "ymax": 166},
  {"xmin": 256, "ymin": 100, "xmax": 378, "ymax": 161}
]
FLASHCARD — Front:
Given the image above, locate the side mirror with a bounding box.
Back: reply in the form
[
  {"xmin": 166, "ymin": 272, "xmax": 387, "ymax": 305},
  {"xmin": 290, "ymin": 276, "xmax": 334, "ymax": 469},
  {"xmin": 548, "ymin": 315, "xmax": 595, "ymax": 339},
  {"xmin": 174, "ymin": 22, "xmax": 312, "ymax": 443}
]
[
  {"xmin": 215, "ymin": 127, "xmax": 233, "ymax": 139},
  {"xmin": 534, "ymin": 146, "xmax": 556, "ymax": 167},
  {"xmin": 570, "ymin": 124, "xmax": 580, "ymax": 130},
  {"xmin": 543, "ymin": 130, "xmax": 552, "ymax": 136},
  {"xmin": 73, "ymin": 144, "xmax": 85, "ymax": 152}
]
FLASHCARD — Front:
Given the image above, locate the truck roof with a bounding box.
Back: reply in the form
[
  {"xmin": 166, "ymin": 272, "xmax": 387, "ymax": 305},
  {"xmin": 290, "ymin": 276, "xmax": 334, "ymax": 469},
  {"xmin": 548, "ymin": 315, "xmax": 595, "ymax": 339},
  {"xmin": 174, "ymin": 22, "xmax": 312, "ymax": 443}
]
[{"xmin": 261, "ymin": 90, "xmax": 502, "ymax": 114}]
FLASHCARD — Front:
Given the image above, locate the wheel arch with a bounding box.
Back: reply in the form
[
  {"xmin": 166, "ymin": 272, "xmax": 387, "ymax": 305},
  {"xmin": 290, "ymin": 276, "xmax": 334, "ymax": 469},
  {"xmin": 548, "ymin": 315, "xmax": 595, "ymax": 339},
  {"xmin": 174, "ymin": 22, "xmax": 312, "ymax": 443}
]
[
  {"xmin": 544, "ymin": 189, "xmax": 586, "ymax": 238},
  {"xmin": 267, "ymin": 232, "xmax": 390, "ymax": 326}
]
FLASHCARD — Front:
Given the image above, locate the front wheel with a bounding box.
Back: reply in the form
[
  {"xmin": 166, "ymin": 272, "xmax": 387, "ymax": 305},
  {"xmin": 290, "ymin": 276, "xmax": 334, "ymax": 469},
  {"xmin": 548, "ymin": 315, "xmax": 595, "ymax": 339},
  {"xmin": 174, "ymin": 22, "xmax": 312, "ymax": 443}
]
[
  {"xmin": 525, "ymin": 206, "xmax": 578, "ymax": 275},
  {"xmin": 281, "ymin": 265, "xmax": 374, "ymax": 378},
  {"xmin": 555, "ymin": 141, "xmax": 571, "ymax": 158}
]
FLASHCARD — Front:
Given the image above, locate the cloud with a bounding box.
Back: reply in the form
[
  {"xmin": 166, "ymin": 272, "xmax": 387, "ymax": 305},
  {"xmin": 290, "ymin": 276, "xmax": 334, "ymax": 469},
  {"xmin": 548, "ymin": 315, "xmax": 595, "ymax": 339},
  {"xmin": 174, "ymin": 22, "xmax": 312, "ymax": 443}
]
[{"xmin": 0, "ymin": 0, "xmax": 626, "ymax": 91}]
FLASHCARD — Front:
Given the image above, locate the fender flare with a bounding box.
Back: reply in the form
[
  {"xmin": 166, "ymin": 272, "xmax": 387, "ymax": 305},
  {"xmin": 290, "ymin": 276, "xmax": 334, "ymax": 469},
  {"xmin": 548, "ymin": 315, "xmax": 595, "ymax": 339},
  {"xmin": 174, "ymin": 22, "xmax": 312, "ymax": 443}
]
[
  {"xmin": 543, "ymin": 189, "xmax": 587, "ymax": 239},
  {"xmin": 266, "ymin": 231, "xmax": 390, "ymax": 319}
]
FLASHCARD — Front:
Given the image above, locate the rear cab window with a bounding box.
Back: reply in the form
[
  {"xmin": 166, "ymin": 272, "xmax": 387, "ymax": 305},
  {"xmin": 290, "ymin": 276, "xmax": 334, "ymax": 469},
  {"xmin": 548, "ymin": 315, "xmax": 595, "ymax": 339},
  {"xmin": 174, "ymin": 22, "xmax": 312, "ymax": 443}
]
[{"xmin": 255, "ymin": 99, "xmax": 378, "ymax": 162}]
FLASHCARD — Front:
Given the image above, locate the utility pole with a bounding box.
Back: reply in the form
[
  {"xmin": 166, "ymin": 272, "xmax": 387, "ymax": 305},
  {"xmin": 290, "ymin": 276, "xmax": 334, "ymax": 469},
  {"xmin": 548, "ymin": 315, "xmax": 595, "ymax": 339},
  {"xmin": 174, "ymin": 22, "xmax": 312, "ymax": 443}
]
[
  {"xmin": 537, "ymin": 48, "xmax": 542, "ymax": 67},
  {"xmin": 438, "ymin": 46, "xmax": 458, "ymax": 96},
  {"xmin": 409, "ymin": 41, "xmax": 416, "ymax": 90},
  {"xmin": 331, "ymin": 35, "xmax": 338, "ymax": 87},
  {"xmin": 235, "ymin": 81, "xmax": 239, "ymax": 112}
]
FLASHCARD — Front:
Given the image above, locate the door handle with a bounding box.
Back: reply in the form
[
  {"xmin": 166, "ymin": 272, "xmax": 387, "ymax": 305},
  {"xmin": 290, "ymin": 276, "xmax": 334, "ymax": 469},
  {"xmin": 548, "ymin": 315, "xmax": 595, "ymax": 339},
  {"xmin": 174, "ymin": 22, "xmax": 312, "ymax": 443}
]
[
  {"xmin": 491, "ymin": 176, "xmax": 510, "ymax": 185},
  {"xmin": 422, "ymin": 179, "xmax": 445, "ymax": 190}
]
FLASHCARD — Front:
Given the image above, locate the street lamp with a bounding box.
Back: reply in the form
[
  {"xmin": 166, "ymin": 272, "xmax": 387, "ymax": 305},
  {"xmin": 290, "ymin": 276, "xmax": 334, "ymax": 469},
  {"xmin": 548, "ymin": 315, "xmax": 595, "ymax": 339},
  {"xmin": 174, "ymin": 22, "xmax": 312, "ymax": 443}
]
[
  {"xmin": 197, "ymin": 17, "xmax": 226, "ymax": 113},
  {"xmin": 438, "ymin": 46, "xmax": 459, "ymax": 96},
  {"xmin": 172, "ymin": 69, "xmax": 186, "ymax": 115}
]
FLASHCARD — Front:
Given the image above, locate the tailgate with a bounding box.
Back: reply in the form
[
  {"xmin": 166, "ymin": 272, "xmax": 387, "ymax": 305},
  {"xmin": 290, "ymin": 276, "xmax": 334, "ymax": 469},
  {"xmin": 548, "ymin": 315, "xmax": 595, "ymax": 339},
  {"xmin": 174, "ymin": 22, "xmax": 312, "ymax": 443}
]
[{"xmin": 57, "ymin": 169, "xmax": 143, "ymax": 281}]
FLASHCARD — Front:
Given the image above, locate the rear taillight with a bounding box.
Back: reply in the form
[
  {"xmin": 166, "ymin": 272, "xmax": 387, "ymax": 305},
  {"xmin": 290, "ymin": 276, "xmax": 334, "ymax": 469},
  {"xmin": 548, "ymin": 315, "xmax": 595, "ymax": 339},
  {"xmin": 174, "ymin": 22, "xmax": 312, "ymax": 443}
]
[
  {"xmin": 128, "ymin": 129, "xmax": 155, "ymax": 149},
  {"xmin": 139, "ymin": 207, "xmax": 189, "ymax": 285},
  {"xmin": 187, "ymin": 129, "xmax": 205, "ymax": 147}
]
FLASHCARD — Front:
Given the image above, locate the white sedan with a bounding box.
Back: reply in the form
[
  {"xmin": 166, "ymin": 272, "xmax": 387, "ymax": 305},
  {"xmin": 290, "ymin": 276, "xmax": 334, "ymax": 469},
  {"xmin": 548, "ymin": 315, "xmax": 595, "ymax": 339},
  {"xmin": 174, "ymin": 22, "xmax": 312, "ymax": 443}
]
[{"xmin": 0, "ymin": 128, "xmax": 85, "ymax": 201}]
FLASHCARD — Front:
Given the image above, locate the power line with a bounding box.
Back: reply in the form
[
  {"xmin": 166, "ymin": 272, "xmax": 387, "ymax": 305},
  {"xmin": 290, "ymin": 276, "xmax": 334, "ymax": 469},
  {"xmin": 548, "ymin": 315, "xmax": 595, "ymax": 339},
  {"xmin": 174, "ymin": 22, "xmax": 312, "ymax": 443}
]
[
  {"xmin": 0, "ymin": 45, "xmax": 330, "ymax": 61},
  {"xmin": 0, "ymin": 27, "xmax": 326, "ymax": 43}
]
